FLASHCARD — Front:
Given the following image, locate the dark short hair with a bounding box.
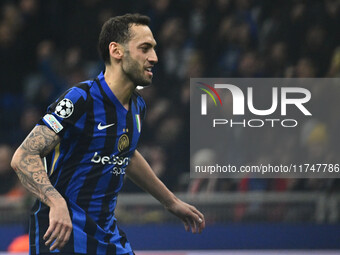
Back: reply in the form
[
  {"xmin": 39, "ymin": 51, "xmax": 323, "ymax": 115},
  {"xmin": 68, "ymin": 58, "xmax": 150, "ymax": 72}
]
[{"xmin": 98, "ymin": 13, "xmax": 151, "ymax": 64}]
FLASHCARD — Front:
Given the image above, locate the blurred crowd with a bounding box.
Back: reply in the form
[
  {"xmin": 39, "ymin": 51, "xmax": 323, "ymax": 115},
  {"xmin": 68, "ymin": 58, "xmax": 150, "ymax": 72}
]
[{"xmin": 0, "ymin": 0, "xmax": 340, "ymax": 201}]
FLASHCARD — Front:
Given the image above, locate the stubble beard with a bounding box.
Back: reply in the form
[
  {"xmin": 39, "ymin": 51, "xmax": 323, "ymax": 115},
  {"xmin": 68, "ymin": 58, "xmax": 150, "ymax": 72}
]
[{"xmin": 122, "ymin": 50, "xmax": 152, "ymax": 87}]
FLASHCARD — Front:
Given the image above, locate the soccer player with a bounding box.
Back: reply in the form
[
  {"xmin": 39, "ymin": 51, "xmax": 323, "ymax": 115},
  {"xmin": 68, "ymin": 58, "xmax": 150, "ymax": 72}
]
[{"xmin": 11, "ymin": 14, "xmax": 205, "ymax": 254}]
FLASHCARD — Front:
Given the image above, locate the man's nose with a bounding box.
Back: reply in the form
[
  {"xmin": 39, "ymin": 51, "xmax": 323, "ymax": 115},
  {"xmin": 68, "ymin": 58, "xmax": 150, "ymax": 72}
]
[{"xmin": 148, "ymin": 50, "xmax": 158, "ymax": 64}]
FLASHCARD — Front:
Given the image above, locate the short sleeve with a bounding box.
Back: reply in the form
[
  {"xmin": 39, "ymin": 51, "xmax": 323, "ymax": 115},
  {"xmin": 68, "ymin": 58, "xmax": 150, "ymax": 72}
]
[{"xmin": 39, "ymin": 87, "xmax": 87, "ymax": 136}]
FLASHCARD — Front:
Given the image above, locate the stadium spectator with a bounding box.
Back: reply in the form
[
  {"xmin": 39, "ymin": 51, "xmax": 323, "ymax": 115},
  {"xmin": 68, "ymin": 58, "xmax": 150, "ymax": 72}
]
[{"xmin": 0, "ymin": 144, "xmax": 19, "ymax": 196}]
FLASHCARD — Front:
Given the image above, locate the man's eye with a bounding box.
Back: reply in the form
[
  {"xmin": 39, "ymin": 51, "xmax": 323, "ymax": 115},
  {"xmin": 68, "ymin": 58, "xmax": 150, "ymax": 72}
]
[{"xmin": 141, "ymin": 47, "xmax": 148, "ymax": 53}]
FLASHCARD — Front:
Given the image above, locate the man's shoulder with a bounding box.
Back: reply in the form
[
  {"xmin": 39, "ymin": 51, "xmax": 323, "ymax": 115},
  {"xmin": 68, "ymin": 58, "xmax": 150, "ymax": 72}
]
[
  {"xmin": 132, "ymin": 89, "xmax": 143, "ymax": 98},
  {"xmin": 68, "ymin": 80, "xmax": 96, "ymax": 101},
  {"xmin": 132, "ymin": 90, "xmax": 146, "ymax": 109}
]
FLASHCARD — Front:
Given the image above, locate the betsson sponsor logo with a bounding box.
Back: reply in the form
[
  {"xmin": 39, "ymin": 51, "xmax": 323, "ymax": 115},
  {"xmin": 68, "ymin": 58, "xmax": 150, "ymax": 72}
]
[{"xmin": 91, "ymin": 152, "xmax": 130, "ymax": 175}]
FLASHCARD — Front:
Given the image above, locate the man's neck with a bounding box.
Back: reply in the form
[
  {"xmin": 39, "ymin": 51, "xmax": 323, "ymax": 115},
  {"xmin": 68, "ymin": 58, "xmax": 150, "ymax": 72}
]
[{"xmin": 104, "ymin": 65, "xmax": 136, "ymax": 110}]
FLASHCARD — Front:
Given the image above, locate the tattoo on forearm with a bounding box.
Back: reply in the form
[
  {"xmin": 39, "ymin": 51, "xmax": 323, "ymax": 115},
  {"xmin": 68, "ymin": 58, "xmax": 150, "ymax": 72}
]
[
  {"xmin": 32, "ymin": 171, "xmax": 50, "ymax": 184},
  {"xmin": 21, "ymin": 125, "xmax": 60, "ymax": 157},
  {"xmin": 13, "ymin": 125, "xmax": 62, "ymax": 205},
  {"xmin": 45, "ymin": 186, "xmax": 63, "ymax": 200}
]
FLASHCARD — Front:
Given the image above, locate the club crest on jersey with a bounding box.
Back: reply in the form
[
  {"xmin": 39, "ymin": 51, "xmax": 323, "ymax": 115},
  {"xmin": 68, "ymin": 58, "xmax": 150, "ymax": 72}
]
[
  {"xmin": 118, "ymin": 134, "xmax": 129, "ymax": 152},
  {"xmin": 55, "ymin": 98, "xmax": 74, "ymax": 118}
]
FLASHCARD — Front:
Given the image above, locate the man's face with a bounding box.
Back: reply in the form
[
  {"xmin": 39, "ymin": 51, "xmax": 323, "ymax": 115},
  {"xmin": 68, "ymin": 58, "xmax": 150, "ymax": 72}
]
[{"xmin": 121, "ymin": 24, "xmax": 158, "ymax": 87}]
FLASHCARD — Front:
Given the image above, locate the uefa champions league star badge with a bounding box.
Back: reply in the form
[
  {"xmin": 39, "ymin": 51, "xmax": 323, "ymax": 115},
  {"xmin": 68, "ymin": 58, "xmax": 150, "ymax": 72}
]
[{"xmin": 55, "ymin": 98, "xmax": 74, "ymax": 118}]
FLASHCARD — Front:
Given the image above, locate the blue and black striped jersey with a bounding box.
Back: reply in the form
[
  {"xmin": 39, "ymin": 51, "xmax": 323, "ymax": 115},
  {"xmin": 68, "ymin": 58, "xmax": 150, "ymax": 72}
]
[{"xmin": 30, "ymin": 72, "xmax": 145, "ymax": 254}]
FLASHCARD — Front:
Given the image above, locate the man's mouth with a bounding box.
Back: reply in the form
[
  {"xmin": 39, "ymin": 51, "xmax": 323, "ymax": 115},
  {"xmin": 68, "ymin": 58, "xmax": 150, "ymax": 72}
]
[{"xmin": 145, "ymin": 67, "xmax": 153, "ymax": 77}]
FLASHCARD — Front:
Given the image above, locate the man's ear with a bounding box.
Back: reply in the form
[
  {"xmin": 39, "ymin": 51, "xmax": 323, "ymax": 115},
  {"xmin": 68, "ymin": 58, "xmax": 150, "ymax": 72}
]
[{"xmin": 109, "ymin": 42, "xmax": 124, "ymax": 61}]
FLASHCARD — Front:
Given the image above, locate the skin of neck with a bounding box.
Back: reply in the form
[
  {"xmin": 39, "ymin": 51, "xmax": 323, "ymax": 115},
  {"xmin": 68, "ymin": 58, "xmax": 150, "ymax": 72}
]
[{"xmin": 104, "ymin": 63, "xmax": 136, "ymax": 109}]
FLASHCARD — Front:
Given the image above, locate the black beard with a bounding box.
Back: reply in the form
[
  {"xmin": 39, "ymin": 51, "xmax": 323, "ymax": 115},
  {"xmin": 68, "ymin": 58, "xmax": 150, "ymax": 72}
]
[{"xmin": 122, "ymin": 51, "xmax": 152, "ymax": 87}]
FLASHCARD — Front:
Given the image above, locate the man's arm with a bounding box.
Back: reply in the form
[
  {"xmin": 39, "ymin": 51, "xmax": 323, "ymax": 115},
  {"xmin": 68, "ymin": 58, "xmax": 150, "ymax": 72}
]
[
  {"xmin": 125, "ymin": 150, "xmax": 205, "ymax": 233},
  {"xmin": 11, "ymin": 125, "xmax": 72, "ymax": 251}
]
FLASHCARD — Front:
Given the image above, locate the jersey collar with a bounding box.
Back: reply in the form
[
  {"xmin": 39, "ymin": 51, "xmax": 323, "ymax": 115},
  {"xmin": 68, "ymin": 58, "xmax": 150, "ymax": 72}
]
[{"xmin": 97, "ymin": 71, "xmax": 129, "ymax": 112}]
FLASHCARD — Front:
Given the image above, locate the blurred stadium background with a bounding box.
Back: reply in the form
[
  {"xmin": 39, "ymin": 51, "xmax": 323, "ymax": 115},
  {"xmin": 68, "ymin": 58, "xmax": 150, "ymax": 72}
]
[{"xmin": 1, "ymin": 0, "xmax": 340, "ymax": 253}]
